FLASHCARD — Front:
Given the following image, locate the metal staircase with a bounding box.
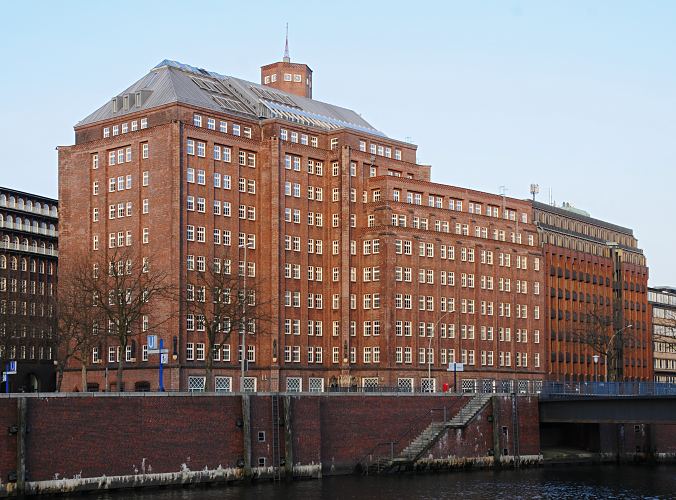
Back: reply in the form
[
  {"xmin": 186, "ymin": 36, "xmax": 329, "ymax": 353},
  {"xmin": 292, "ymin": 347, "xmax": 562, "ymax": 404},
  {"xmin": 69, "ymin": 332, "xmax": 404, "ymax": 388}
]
[
  {"xmin": 446, "ymin": 393, "xmax": 493, "ymax": 427},
  {"xmin": 366, "ymin": 394, "xmax": 493, "ymax": 474}
]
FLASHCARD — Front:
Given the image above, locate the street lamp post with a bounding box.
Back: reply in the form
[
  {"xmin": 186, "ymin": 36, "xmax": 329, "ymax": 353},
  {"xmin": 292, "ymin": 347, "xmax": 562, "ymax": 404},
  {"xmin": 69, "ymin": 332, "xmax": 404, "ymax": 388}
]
[
  {"xmin": 604, "ymin": 324, "xmax": 633, "ymax": 382},
  {"xmin": 427, "ymin": 310, "xmax": 454, "ymax": 392},
  {"xmin": 592, "ymin": 354, "xmax": 599, "ymax": 383},
  {"xmin": 240, "ymin": 242, "xmax": 254, "ymax": 393}
]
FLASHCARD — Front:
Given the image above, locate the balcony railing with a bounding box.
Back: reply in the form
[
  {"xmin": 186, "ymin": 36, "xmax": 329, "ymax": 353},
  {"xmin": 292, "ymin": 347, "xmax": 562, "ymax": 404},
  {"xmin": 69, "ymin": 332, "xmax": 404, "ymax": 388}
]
[
  {"xmin": 0, "ymin": 220, "xmax": 58, "ymax": 237},
  {"xmin": 0, "ymin": 240, "xmax": 58, "ymax": 257},
  {"xmin": 0, "ymin": 198, "xmax": 57, "ymax": 218}
]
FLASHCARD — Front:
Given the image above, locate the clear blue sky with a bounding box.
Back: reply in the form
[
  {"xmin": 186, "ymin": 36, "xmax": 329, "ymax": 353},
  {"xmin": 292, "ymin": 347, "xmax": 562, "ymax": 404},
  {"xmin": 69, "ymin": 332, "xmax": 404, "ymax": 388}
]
[{"xmin": 1, "ymin": 1, "xmax": 675, "ymax": 285}]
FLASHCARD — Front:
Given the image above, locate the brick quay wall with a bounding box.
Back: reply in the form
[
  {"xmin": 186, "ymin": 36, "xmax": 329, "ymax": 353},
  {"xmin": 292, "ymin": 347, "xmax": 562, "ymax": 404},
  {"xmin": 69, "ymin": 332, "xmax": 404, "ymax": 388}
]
[{"xmin": 0, "ymin": 393, "xmax": 539, "ymax": 496}]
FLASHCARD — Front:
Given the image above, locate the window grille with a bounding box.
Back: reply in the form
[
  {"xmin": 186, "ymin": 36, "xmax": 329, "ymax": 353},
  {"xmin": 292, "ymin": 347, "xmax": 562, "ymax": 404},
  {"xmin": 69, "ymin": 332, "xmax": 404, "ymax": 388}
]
[
  {"xmin": 421, "ymin": 378, "xmax": 436, "ymax": 393},
  {"xmin": 242, "ymin": 376, "xmax": 257, "ymax": 393},
  {"xmin": 286, "ymin": 377, "xmax": 302, "ymax": 392},
  {"xmin": 215, "ymin": 376, "xmax": 232, "ymax": 393},
  {"xmin": 462, "ymin": 379, "xmax": 477, "ymax": 393},
  {"xmin": 398, "ymin": 378, "xmax": 414, "ymax": 393},
  {"xmin": 309, "ymin": 377, "xmax": 324, "ymax": 393},
  {"xmin": 188, "ymin": 376, "xmax": 206, "ymax": 392}
]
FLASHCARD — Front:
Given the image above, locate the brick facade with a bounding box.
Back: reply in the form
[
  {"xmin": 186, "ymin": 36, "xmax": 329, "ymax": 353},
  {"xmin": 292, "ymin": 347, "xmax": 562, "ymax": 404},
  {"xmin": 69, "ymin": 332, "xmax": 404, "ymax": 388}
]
[
  {"xmin": 534, "ymin": 202, "xmax": 651, "ymax": 381},
  {"xmin": 57, "ymin": 56, "xmax": 649, "ymax": 393}
]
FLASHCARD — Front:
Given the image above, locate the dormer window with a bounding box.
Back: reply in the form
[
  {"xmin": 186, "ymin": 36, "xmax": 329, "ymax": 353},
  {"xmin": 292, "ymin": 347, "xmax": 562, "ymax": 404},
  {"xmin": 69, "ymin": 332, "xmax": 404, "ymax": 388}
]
[
  {"xmin": 123, "ymin": 95, "xmax": 129, "ymax": 110},
  {"xmin": 135, "ymin": 92, "xmax": 142, "ymax": 107},
  {"xmin": 112, "ymin": 97, "xmax": 118, "ymax": 113}
]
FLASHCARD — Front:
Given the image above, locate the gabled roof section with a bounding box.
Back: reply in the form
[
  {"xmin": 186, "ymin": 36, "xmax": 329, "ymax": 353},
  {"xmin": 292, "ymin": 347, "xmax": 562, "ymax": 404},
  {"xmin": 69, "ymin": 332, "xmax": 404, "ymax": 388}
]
[{"xmin": 77, "ymin": 59, "xmax": 386, "ymax": 137}]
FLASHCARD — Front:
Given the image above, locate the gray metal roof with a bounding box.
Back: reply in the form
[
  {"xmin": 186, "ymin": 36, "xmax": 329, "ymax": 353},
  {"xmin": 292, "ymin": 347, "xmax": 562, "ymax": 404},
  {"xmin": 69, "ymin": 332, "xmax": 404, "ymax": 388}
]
[
  {"xmin": 77, "ymin": 60, "xmax": 385, "ymax": 137},
  {"xmin": 533, "ymin": 201, "xmax": 634, "ymax": 236}
]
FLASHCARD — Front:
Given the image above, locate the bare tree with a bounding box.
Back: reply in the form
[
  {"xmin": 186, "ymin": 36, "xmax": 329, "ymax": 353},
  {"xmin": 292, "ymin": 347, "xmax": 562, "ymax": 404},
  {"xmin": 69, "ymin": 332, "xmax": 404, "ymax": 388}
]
[
  {"xmin": 570, "ymin": 304, "xmax": 638, "ymax": 381},
  {"xmin": 187, "ymin": 256, "xmax": 271, "ymax": 392},
  {"xmin": 54, "ymin": 257, "xmax": 104, "ymax": 391},
  {"xmin": 74, "ymin": 249, "xmax": 175, "ymax": 391}
]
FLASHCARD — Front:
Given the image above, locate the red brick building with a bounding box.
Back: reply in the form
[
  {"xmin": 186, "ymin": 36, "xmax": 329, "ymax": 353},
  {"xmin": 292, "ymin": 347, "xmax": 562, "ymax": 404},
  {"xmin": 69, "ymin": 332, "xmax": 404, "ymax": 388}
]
[
  {"xmin": 58, "ymin": 52, "xmax": 561, "ymax": 393},
  {"xmin": 532, "ymin": 201, "xmax": 651, "ymax": 382}
]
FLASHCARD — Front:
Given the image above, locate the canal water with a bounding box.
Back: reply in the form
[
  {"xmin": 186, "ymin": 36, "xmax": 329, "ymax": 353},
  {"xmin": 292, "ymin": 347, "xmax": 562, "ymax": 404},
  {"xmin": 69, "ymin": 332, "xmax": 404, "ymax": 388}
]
[{"xmin": 55, "ymin": 465, "xmax": 676, "ymax": 499}]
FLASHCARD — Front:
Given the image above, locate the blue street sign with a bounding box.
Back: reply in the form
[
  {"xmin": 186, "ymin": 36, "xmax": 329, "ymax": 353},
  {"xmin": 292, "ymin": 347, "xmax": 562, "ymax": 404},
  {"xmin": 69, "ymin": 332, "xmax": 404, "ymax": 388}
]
[
  {"xmin": 147, "ymin": 335, "xmax": 158, "ymax": 351},
  {"xmin": 7, "ymin": 360, "xmax": 17, "ymax": 374}
]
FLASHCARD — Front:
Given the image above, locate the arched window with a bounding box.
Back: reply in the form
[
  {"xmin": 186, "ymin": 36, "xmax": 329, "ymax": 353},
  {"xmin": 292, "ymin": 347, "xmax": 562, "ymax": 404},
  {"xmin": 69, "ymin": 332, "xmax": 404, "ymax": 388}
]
[
  {"xmin": 10, "ymin": 256, "xmax": 18, "ymax": 270},
  {"xmin": 30, "ymin": 259, "xmax": 36, "ymax": 272},
  {"xmin": 0, "ymin": 194, "xmax": 5, "ymax": 204},
  {"xmin": 22, "ymin": 238, "xmax": 28, "ymax": 250},
  {"xmin": 15, "ymin": 217, "xmax": 22, "ymax": 230},
  {"xmin": 26, "ymin": 200, "xmax": 32, "ymax": 210},
  {"xmin": 9, "ymin": 196, "xmax": 15, "ymax": 207},
  {"xmin": 17, "ymin": 198, "xmax": 24, "ymax": 209},
  {"xmin": 21, "ymin": 258, "xmax": 27, "ymax": 271},
  {"xmin": 0, "ymin": 214, "xmax": 3, "ymax": 225},
  {"xmin": 6, "ymin": 215, "xmax": 13, "ymax": 226},
  {"xmin": 35, "ymin": 202, "xmax": 41, "ymax": 212},
  {"xmin": 49, "ymin": 223, "xmax": 55, "ymax": 232},
  {"xmin": 0, "ymin": 256, "xmax": 6, "ymax": 269},
  {"xmin": 51, "ymin": 206, "xmax": 58, "ymax": 217}
]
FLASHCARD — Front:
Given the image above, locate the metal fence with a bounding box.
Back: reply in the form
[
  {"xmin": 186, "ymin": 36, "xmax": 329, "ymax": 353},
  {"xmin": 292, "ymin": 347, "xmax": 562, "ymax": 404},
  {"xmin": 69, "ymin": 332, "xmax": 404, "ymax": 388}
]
[{"xmin": 540, "ymin": 381, "xmax": 676, "ymax": 398}]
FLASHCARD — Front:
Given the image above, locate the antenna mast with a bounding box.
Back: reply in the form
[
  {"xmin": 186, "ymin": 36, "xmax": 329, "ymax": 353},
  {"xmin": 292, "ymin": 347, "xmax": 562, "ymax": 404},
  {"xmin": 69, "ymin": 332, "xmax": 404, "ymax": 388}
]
[{"xmin": 283, "ymin": 23, "xmax": 290, "ymax": 63}]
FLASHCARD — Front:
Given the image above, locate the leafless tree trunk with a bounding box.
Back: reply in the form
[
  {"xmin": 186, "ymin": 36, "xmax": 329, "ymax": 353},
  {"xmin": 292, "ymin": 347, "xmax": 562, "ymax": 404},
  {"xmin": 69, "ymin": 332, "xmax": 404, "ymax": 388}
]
[
  {"xmin": 67, "ymin": 249, "xmax": 175, "ymax": 391},
  {"xmin": 187, "ymin": 255, "xmax": 271, "ymax": 392}
]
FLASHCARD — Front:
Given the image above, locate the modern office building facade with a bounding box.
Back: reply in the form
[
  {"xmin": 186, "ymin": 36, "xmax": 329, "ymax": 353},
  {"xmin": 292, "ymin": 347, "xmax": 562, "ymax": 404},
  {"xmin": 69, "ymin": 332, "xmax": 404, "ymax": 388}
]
[
  {"xmin": 0, "ymin": 187, "xmax": 58, "ymax": 392},
  {"xmin": 533, "ymin": 201, "xmax": 651, "ymax": 382},
  {"xmin": 648, "ymin": 286, "xmax": 676, "ymax": 383},
  {"xmin": 58, "ymin": 53, "xmax": 547, "ymax": 393}
]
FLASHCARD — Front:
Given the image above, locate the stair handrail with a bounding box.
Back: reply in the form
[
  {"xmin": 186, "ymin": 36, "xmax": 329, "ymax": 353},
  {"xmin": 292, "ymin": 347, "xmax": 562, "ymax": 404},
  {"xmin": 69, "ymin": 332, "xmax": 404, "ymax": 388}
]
[{"xmin": 361, "ymin": 396, "xmax": 465, "ymax": 472}]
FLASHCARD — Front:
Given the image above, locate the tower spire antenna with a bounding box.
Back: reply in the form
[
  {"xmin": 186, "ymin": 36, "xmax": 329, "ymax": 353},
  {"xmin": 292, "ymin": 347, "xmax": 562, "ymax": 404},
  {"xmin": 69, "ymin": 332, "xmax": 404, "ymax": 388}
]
[{"xmin": 283, "ymin": 23, "xmax": 290, "ymax": 63}]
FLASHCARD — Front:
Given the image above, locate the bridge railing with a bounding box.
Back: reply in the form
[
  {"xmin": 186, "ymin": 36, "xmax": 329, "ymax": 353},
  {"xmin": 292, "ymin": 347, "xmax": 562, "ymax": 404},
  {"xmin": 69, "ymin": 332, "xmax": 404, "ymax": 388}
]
[{"xmin": 541, "ymin": 381, "xmax": 676, "ymax": 398}]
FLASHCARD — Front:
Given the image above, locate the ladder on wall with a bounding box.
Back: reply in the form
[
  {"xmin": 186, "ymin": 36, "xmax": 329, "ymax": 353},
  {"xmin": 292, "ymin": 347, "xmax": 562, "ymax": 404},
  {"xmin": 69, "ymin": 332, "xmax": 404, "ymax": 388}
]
[
  {"xmin": 512, "ymin": 393, "xmax": 521, "ymax": 468},
  {"xmin": 271, "ymin": 394, "xmax": 282, "ymax": 480}
]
